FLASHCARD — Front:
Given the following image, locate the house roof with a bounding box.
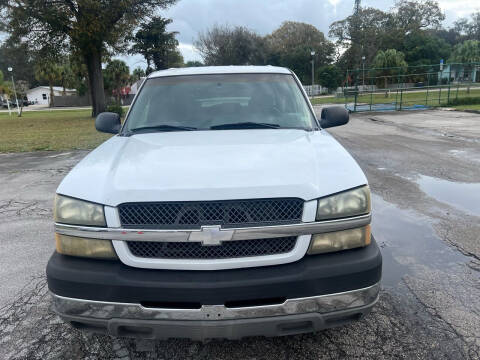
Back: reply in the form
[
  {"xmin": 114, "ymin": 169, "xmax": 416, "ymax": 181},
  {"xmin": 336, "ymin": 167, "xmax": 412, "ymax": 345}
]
[
  {"xmin": 148, "ymin": 66, "xmax": 292, "ymax": 78},
  {"xmin": 26, "ymin": 86, "xmax": 76, "ymax": 93}
]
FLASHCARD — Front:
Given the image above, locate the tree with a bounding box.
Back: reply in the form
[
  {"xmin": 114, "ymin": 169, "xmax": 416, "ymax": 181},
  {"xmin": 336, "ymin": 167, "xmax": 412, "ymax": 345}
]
[
  {"xmin": 403, "ymin": 32, "xmax": 451, "ymax": 66},
  {"xmin": 57, "ymin": 61, "xmax": 77, "ymax": 95},
  {"xmin": 0, "ymin": 71, "xmax": 12, "ymax": 100},
  {"xmin": 195, "ymin": 25, "xmax": 267, "ymax": 66},
  {"xmin": 393, "ymin": 0, "xmax": 445, "ymax": 33},
  {"xmin": 130, "ymin": 17, "xmax": 183, "ymax": 72},
  {"xmin": 34, "ymin": 58, "xmax": 62, "ymax": 107},
  {"xmin": 453, "ymin": 12, "xmax": 480, "ymax": 41},
  {"xmin": 372, "ymin": 49, "xmax": 408, "ymax": 90},
  {"xmin": 329, "ymin": 1, "xmax": 445, "ymax": 71},
  {"xmin": 104, "ymin": 60, "xmax": 130, "ymax": 102},
  {"xmin": 132, "ymin": 67, "xmax": 146, "ymax": 82},
  {"xmin": 15, "ymin": 80, "xmax": 29, "ymax": 116},
  {"xmin": 449, "ymin": 40, "xmax": 480, "ymax": 91},
  {"xmin": 317, "ymin": 65, "xmax": 343, "ymax": 93},
  {"xmin": 0, "ymin": 41, "xmax": 37, "ymax": 87},
  {"xmin": 1, "ymin": 0, "xmax": 178, "ymax": 116},
  {"xmin": 267, "ymin": 21, "xmax": 334, "ymax": 83},
  {"xmin": 185, "ymin": 60, "xmax": 203, "ymax": 67},
  {"xmin": 68, "ymin": 52, "xmax": 90, "ymax": 97},
  {"xmin": 449, "ymin": 40, "xmax": 480, "ymax": 63},
  {"xmin": 329, "ymin": 8, "xmax": 392, "ymax": 70}
]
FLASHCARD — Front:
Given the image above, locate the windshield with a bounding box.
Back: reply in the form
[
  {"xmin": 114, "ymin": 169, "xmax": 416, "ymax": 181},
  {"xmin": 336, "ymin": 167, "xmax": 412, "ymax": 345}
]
[{"xmin": 123, "ymin": 73, "xmax": 316, "ymax": 134}]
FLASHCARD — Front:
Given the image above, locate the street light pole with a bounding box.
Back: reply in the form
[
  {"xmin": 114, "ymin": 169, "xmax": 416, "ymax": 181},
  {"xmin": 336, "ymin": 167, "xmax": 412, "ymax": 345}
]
[
  {"xmin": 8, "ymin": 67, "xmax": 20, "ymax": 115},
  {"xmin": 311, "ymin": 50, "xmax": 315, "ymax": 96}
]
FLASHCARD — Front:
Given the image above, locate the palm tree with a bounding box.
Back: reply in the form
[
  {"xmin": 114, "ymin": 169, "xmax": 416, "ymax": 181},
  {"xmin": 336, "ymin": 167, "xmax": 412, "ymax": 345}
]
[
  {"xmin": 35, "ymin": 61, "xmax": 62, "ymax": 107},
  {"xmin": 372, "ymin": 49, "xmax": 408, "ymax": 94},
  {"xmin": 0, "ymin": 70, "xmax": 14, "ymax": 105},
  {"xmin": 132, "ymin": 67, "xmax": 146, "ymax": 82},
  {"xmin": 449, "ymin": 40, "xmax": 480, "ymax": 63},
  {"xmin": 449, "ymin": 40, "xmax": 480, "ymax": 92},
  {"xmin": 104, "ymin": 60, "xmax": 130, "ymax": 102}
]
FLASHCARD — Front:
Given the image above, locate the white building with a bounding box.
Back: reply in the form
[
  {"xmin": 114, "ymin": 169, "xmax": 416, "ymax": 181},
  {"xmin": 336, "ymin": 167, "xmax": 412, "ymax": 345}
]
[{"xmin": 26, "ymin": 86, "xmax": 76, "ymax": 105}]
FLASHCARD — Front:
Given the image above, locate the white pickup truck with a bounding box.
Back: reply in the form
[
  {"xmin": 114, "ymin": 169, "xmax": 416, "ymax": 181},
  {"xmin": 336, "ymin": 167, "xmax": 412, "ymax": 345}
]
[{"xmin": 47, "ymin": 66, "xmax": 382, "ymax": 340}]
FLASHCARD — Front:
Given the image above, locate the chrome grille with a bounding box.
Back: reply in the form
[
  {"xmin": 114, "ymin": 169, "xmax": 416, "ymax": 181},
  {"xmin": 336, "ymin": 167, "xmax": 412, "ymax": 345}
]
[
  {"xmin": 118, "ymin": 199, "xmax": 303, "ymax": 229},
  {"xmin": 127, "ymin": 237, "xmax": 297, "ymax": 259}
]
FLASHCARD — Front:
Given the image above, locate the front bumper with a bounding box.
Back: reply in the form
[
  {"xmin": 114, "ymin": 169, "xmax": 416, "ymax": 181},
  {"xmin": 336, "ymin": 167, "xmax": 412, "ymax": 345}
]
[
  {"xmin": 47, "ymin": 238, "xmax": 381, "ymax": 340},
  {"xmin": 52, "ymin": 285, "xmax": 379, "ymax": 340}
]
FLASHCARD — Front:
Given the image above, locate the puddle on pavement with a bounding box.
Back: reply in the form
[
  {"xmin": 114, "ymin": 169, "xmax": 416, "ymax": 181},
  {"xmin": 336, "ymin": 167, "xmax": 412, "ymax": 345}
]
[
  {"xmin": 371, "ymin": 194, "xmax": 470, "ymax": 288},
  {"xmin": 416, "ymin": 175, "xmax": 480, "ymax": 216}
]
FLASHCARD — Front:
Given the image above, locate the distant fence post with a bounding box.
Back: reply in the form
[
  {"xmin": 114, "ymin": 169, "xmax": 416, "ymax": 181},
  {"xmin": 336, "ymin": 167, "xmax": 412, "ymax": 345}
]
[
  {"xmin": 425, "ymin": 73, "xmax": 430, "ymax": 106},
  {"xmin": 369, "ymin": 76, "xmax": 373, "ymax": 111},
  {"xmin": 447, "ymin": 67, "xmax": 451, "ymax": 104}
]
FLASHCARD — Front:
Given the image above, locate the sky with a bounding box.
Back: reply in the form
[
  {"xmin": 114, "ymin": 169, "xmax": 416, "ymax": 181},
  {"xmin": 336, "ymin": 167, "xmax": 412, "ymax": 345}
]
[{"xmin": 118, "ymin": 0, "xmax": 476, "ymax": 68}]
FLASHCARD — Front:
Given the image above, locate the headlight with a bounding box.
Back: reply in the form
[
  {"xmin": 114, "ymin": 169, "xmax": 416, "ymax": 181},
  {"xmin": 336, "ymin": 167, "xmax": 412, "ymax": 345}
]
[
  {"xmin": 54, "ymin": 195, "xmax": 106, "ymax": 226},
  {"xmin": 55, "ymin": 234, "xmax": 118, "ymax": 259},
  {"xmin": 316, "ymin": 186, "xmax": 371, "ymax": 220},
  {"xmin": 308, "ymin": 225, "xmax": 371, "ymax": 254}
]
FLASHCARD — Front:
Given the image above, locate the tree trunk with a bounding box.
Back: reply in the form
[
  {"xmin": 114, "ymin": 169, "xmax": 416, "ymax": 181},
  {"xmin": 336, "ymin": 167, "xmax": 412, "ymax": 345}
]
[
  {"xmin": 84, "ymin": 49, "xmax": 106, "ymax": 117},
  {"xmin": 49, "ymin": 81, "xmax": 54, "ymax": 107}
]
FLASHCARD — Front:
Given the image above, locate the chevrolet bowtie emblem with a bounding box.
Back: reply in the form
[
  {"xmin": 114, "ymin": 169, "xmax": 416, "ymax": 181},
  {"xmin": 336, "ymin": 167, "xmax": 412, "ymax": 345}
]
[{"xmin": 188, "ymin": 225, "xmax": 234, "ymax": 246}]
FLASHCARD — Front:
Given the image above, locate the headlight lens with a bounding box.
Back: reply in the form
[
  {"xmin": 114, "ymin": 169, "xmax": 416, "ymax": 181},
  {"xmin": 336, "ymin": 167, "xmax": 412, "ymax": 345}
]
[
  {"xmin": 316, "ymin": 186, "xmax": 371, "ymax": 220},
  {"xmin": 54, "ymin": 195, "xmax": 106, "ymax": 226},
  {"xmin": 55, "ymin": 234, "xmax": 118, "ymax": 259},
  {"xmin": 308, "ymin": 225, "xmax": 371, "ymax": 254}
]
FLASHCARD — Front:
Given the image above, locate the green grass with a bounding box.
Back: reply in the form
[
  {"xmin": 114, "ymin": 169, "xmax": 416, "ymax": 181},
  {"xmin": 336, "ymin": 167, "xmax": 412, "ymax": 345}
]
[
  {"xmin": 0, "ymin": 109, "xmax": 112, "ymax": 153},
  {"xmin": 310, "ymin": 87, "xmax": 480, "ymax": 107},
  {"xmin": 451, "ymin": 104, "xmax": 480, "ymax": 111}
]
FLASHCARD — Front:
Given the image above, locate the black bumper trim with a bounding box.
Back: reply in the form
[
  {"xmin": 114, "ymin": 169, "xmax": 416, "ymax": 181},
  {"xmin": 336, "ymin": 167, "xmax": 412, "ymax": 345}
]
[{"xmin": 47, "ymin": 238, "xmax": 382, "ymax": 305}]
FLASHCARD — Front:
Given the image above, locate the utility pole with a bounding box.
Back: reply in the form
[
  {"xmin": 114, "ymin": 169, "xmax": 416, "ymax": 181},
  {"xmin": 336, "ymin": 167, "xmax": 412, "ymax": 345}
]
[
  {"xmin": 352, "ymin": 0, "xmax": 362, "ymax": 71},
  {"xmin": 354, "ymin": 0, "xmax": 361, "ymax": 14}
]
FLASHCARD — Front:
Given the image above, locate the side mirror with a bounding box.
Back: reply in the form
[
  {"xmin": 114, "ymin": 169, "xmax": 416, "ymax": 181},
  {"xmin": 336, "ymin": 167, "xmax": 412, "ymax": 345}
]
[
  {"xmin": 319, "ymin": 106, "xmax": 349, "ymax": 129},
  {"xmin": 95, "ymin": 112, "xmax": 121, "ymax": 134}
]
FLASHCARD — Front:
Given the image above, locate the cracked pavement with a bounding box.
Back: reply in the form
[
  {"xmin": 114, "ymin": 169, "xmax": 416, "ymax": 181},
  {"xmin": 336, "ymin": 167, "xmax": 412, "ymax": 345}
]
[{"xmin": 0, "ymin": 110, "xmax": 479, "ymax": 359}]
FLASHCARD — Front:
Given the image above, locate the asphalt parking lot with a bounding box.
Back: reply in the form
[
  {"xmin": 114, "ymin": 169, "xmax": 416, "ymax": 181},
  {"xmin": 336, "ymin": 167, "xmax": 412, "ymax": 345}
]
[{"xmin": 0, "ymin": 109, "xmax": 479, "ymax": 359}]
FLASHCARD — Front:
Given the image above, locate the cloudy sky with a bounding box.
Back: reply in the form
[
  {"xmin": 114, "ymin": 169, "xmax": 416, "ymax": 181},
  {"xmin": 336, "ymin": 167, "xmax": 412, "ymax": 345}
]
[{"xmin": 121, "ymin": 0, "xmax": 480, "ymax": 69}]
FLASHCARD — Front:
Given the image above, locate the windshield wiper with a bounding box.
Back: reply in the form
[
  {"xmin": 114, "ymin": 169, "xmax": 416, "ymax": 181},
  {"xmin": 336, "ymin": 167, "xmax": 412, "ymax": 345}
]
[
  {"xmin": 210, "ymin": 122, "xmax": 281, "ymax": 130},
  {"xmin": 125, "ymin": 124, "xmax": 197, "ymax": 135}
]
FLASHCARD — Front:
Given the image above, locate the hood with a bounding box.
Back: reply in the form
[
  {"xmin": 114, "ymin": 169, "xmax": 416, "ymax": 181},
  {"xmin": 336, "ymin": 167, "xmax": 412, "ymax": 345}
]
[{"xmin": 57, "ymin": 130, "xmax": 367, "ymax": 206}]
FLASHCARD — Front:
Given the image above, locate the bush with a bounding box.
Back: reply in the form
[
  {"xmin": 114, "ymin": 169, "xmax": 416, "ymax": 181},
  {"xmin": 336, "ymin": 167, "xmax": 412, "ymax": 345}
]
[
  {"xmin": 106, "ymin": 103, "xmax": 124, "ymax": 117},
  {"xmin": 447, "ymin": 96, "xmax": 480, "ymax": 106}
]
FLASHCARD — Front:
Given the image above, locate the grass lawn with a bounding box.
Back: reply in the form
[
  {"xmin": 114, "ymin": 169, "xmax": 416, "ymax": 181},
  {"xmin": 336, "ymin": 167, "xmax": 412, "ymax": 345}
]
[
  {"xmin": 451, "ymin": 104, "xmax": 480, "ymax": 111},
  {"xmin": 310, "ymin": 87, "xmax": 480, "ymax": 107},
  {"xmin": 0, "ymin": 109, "xmax": 112, "ymax": 153}
]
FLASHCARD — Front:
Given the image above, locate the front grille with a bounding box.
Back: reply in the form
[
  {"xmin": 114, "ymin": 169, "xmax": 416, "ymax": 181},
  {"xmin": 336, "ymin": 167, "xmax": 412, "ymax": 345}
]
[
  {"xmin": 127, "ymin": 237, "xmax": 297, "ymax": 259},
  {"xmin": 118, "ymin": 199, "xmax": 303, "ymax": 229}
]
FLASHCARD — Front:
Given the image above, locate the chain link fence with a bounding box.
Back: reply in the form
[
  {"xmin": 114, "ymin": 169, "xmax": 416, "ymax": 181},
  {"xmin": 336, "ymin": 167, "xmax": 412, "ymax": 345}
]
[{"xmin": 341, "ymin": 62, "xmax": 480, "ymax": 112}]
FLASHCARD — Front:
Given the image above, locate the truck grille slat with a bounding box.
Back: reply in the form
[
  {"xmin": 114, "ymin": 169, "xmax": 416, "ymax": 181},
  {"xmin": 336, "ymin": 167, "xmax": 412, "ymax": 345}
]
[
  {"xmin": 118, "ymin": 199, "xmax": 303, "ymax": 229},
  {"xmin": 127, "ymin": 236, "xmax": 297, "ymax": 259}
]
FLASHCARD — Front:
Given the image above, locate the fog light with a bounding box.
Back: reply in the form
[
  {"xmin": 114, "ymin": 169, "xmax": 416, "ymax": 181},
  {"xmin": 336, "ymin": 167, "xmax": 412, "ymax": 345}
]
[
  {"xmin": 307, "ymin": 225, "xmax": 371, "ymax": 255},
  {"xmin": 55, "ymin": 233, "xmax": 118, "ymax": 259}
]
